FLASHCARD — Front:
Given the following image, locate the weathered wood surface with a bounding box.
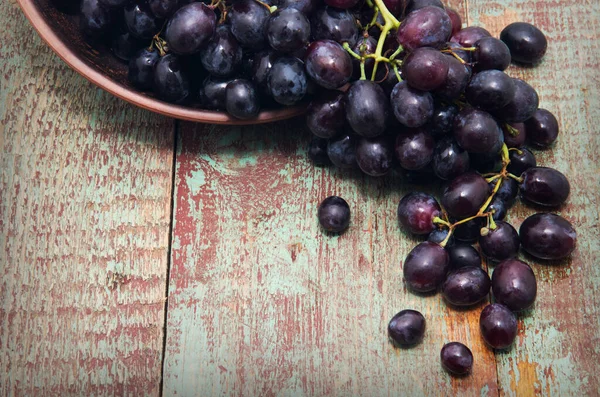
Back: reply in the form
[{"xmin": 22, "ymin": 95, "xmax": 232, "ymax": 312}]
[{"xmin": 0, "ymin": 0, "xmax": 175, "ymax": 395}]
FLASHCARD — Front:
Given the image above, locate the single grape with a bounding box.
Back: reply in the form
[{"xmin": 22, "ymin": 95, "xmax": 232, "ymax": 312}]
[
  {"xmin": 403, "ymin": 241, "xmax": 450, "ymax": 293},
  {"xmin": 500, "ymin": 22, "xmax": 547, "ymax": 64},
  {"xmin": 492, "ymin": 259, "xmax": 537, "ymax": 312},
  {"xmin": 345, "ymin": 80, "xmax": 389, "ymax": 137},
  {"xmin": 80, "ymin": 0, "xmax": 113, "ymax": 37},
  {"xmin": 427, "ymin": 103, "xmax": 458, "ymax": 138},
  {"xmin": 251, "ymin": 51, "xmax": 278, "ymax": 95},
  {"xmin": 306, "ymin": 91, "xmax": 345, "ymax": 139},
  {"xmin": 446, "ymin": 7, "xmax": 462, "ymax": 36},
  {"xmin": 268, "ymin": 57, "xmax": 308, "ymax": 106},
  {"xmin": 492, "ymin": 178, "xmax": 519, "ymax": 206},
  {"xmin": 447, "ymin": 244, "xmax": 481, "ymax": 269},
  {"xmin": 451, "ymin": 26, "xmax": 491, "ymax": 47},
  {"xmin": 479, "ymin": 221, "xmax": 520, "ymax": 262},
  {"xmin": 198, "ymin": 76, "xmax": 230, "ymax": 110},
  {"xmin": 356, "ymin": 136, "xmax": 393, "ymax": 176},
  {"xmin": 502, "ymin": 122, "xmax": 526, "ymax": 148},
  {"xmin": 493, "ymin": 78, "xmax": 539, "ymax": 123},
  {"xmin": 324, "ymin": 0, "xmax": 360, "ymax": 9},
  {"xmin": 445, "ymin": 41, "xmax": 472, "ymax": 63},
  {"xmin": 525, "ymin": 109, "xmax": 559, "ymax": 148},
  {"xmin": 327, "ymin": 134, "xmax": 358, "ymax": 169},
  {"xmin": 351, "ymin": 36, "xmax": 379, "ymax": 80},
  {"xmin": 520, "ymin": 213, "xmax": 577, "ymax": 260},
  {"xmin": 453, "ymin": 218, "xmax": 484, "ymax": 243},
  {"xmin": 428, "ymin": 228, "xmax": 455, "ymax": 247},
  {"xmin": 442, "ymin": 172, "xmax": 489, "ymax": 218},
  {"xmin": 520, "ymin": 167, "xmax": 570, "ymax": 207},
  {"xmin": 486, "ymin": 197, "xmax": 507, "ymax": 221},
  {"xmin": 382, "ymin": 0, "xmax": 405, "ymax": 17},
  {"xmin": 432, "ymin": 137, "xmax": 470, "ymax": 180},
  {"xmin": 128, "ymin": 48, "xmax": 160, "ymax": 90},
  {"xmin": 434, "ymin": 56, "xmax": 471, "ymax": 100},
  {"xmin": 507, "ymin": 147, "xmax": 536, "ymax": 176},
  {"xmin": 395, "ymin": 128, "xmax": 435, "ymax": 170},
  {"xmin": 479, "ymin": 303, "xmax": 518, "ymax": 349},
  {"xmin": 473, "ymin": 37, "xmax": 511, "ymax": 71},
  {"xmin": 441, "ymin": 342, "xmax": 473, "ymax": 376},
  {"xmin": 402, "ymin": 47, "xmax": 450, "ymax": 92},
  {"xmin": 308, "ymin": 138, "xmax": 332, "ymax": 166},
  {"xmin": 124, "ymin": 1, "xmax": 162, "ymax": 40},
  {"xmin": 154, "ymin": 54, "xmax": 190, "ymax": 103},
  {"xmin": 453, "ymin": 108, "xmax": 504, "ymax": 154},
  {"xmin": 305, "ymin": 40, "xmax": 353, "ymax": 89},
  {"xmin": 397, "ymin": 192, "xmax": 441, "ymax": 235},
  {"xmin": 229, "ymin": 0, "xmax": 270, "ymax": 50},
  {"xmin": 390, "ymin": 82, "xmax": 434, "ymax": 128},
  {"xmin": 148, "ymin": 0, "xmax": 179, "ymax": 19},
  {"xmin": 267, "ymin": 7, "xmax": 311, "ymax": 52},
  {"xmin": 112, "ymin": 30, "xmax": 145, "ymax": 62},
  {"xmin": 466, "ymin": 70, "xmax": 516, "ymax": 110},
  {"xmin": 388, "ymin": 310, "xmax": 426, "ymax": 346},
  {"xmin": 165, "ymin": 2, "xmax": 216, "ymax": 54},
  {"xmin": 442, "ymin": 266, "xmax": 491, "ymax": 306},
  {"xmin": 396, "ymin": 6, "xmax": 452, "ymax": 51},
  {"xmin": 318, "ymin": 196, "xmax": 351, "ymax": 232},
  {"xmin": 311, "ymin": 6, "xmax": 359, "ymax": 47},
  {"xmin": 199, "ymin": 25, "xmax": 242, "ymax": 78},
  {"xmin": 225, "ymin": 79, "xmax": 260, "ymax": 119}
]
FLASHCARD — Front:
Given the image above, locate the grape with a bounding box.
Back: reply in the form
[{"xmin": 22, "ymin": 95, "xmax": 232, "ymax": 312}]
[
  {"xmin": 474, "ymin": 37, "xmax": 511, "ymax": 71},
  {"xmin": 305, "ymin": 40, "xmax": 353, "ymax": 90},
  {"xmin": 395, "ymin": 128, "xmax": 435, "ymax": 170},
  {"xmin": 324, "ymin": 0, "xmax": 360, "ymax": 9},
  {"xmin": 466, "ymin": 70, "xmax": 516, "ymax": 110},
  {"xmin": 154, "ymin": 54, "xmax": 190, "ymax": 103},
  {"xmin": 428, "ymin": 228, "xmax": 454, "ymax": 247},
  {"xmin": 311, "ymin": 6, "xmax": 360, "ymax": 47},
  {"xmin": 493, "ymin": 78, "xmax": 539, "ymax": 123},
  {"xmin": 492, "ymin": 259, "xmax": 537, "ymax": 312},
  {"xmin": 453, "ymin": 108, "xmax": 504, "ymax": 154},
  {"xmin": 470, "ymin": 152, "xmax": 502, "ymax": 174},
  {"xmin": 441, "ymin": 342, "xmax": 473, "ymax": 376},
  {"xmin": 351, "ymin": 37, "xmax": 378, "ymax": 80},
  {"xmin": 279, "ymin": 0, "xmax": 318, "ymax": 15},
  {"xmin": 306, "ymin": 91, "xmax": 345, "ymax": 138},
  {"xmin": 486, "ymin": 196, "xmax": 507, "ymax": 221},
  {"xmin": 525, "ymin": 109, "xmax": 559, "ymax": 148},
  {"xmin": 229, "ymin": 0, "xmax": 269, "ymax": 50},
  {"xmin": 446, "ymin": 7, "xmax": 462, "ymax": 36},
  {"xmin": 520, "ymin": 167, "xmax": 570, "ymax": 207},
  {"xmin": 403, "ymin": 241, "xmax": 450, "ymax": 293},
  {"xmin": 402, "ymin": 47, "xmax": 450, "ymax": 91},
  {"xmin": 445, "ymin": 41, "xmax": 472, "ymax": 63},
  {"xmin": 128, "ymin": 48, "xmax": 160, "ymax": 90},
  {"xmin": 318, "ymin": 196, "xmax": 351, "ymax": 232},
  {"xmin": 427, "ymin": 103, "xmax": 458, "ymax": 138},
  {"xmin": 199, "ymin": 25, "xmax": 242, "ymax": 78},
  {"xmin": 480, "ymin": 304, "xmax": 517, "ymax": 349},
  {"xmin": 327, "ymin": 134, "xmax": 358, "ymax": 169},
  {"xmin": 267, "ymin": 8, "xmax": 311, "ymax": 52},
  {"xmin": 198, "ymin": 76, "xmax": 229, "ymax": 110},
  {"xmin": 268, "ymin": 57, "xmax": 308, "ymax": 106},
  {"xmin": 520, "ymin": 213, "xmax": 577, "ymax": 260},
  {"xmin": 442, "ymin": 266, "xmax": 491, "ymax": 306},
  {"xmin": 492, "ymin": 178, "xmax": 519, "ymax": 206},
  {"xmin": 405, "ymin": 0, "xmax": 444, "ymax": 14},
  {"xmin": 441, "ymin": 172, "xmax": 489, "ymax": 218},
  {"xmin": 165, "ymin": 3, "xmax": 216, "ymax": 54},
  {"xmin": 382, "ymin": 0, "xmax": 405, "ymax": 17},
  {"xmin": 388, "ymin": 310, "xmax": 426, "ymax": 346},
  {"xmin": 397, "ymin": 192, "xmax": 441, "ymax": 235},
  {"xmin": 124, "ymin": 1, "xmax": 162, "ymax": 40},
  {"xmin": 390, "ymin": 82, "xmax": 434, "ymax": 128},
  {"xmin": 502, "ymin": 122, "xmax": 526, "ymax": 148},
  {"xmin": 396, "ymin": 6, "xmax": 452, "ymax": 51},
  {"xmin": 225, "ymin": 79, "xmax": 260, "ymax": 119},
  {"xmin": 148, "ymin": 0, "xmax": 179, "ymax": 19},
  {"xmin": 308, "ymin": 138, "xmax": 332, "ymax": 166},
  {"xmin": 112, "ymin": 30, "xmax": 145, "ymax": 62},
  {"xmin": 432, "ymin": 137, "xmax": 470, "ymax": 180},
  {"xmin": 453, "ymin": 218, "xmax": 484, "ymax": 243},
  {"xmin": 500, "ymin": 22, "xmax": 547, "ymax": 64},
  {"xmin": 507, "ymin": 147, "xmax": 536, "ymax": 176},
  {"xmin": 251, "ymin": 51, "xmax": 278, "ymax": 95},
  {"xmin": 479, "ymin": 221, "xmax": 520, "ymax": 262},
  {"xmin": 447, "ymin": 244, "xmax": 481, "ymax": 269},
  {"xmin": 356, "ymin": 136, "xmax": 393, "ymax": 176},
  {"xmin": 80, "ymin": 0, "xmax": 113, "ymax": 37},
  {"xmin": 345, "ymin": 80, "xmax": 389, "ymax": 137},
  {"xmin": 434, "ymin": 55, "xmax": 471, "ymax": 100},
  {"xmin": 451, "ymin": 26, "xmax": 491, "ymax": 47}
]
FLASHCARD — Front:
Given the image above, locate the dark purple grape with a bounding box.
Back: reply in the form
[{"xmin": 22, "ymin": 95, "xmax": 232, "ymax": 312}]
[
  {"xmin": 311, "ymin": 6, "xmax": 359, "ymax": 47},
  {"xmin": 305, "ymin": 40, "xmax": 353, "ymax": 89},
  {"xmin": 520, "ymin": 213, "xmax": 577, "ymax": 260},
  {"xmin": 525, "ymin": 109, "xmax": 559, "ymax": 148},
  {"xmin": 479, "ymin": 303, "xmax": 517, "ymax": 349},
  {"xmin": 502, "ymin": 122, "xmax": 526, "ymax": 148},
  {"xmin": 318, "ymin": 196, "xmax": 351, "ymax": 232},
  {"xmin": 395, "ymin": 128, "xmax": 435, "ymax": 170},
  {"xmin": 520, "ymin": 167, "xmax": 570, "ymax": 207},
  {"xmin": 128, "ymin": 48, "xmax": 160, "ymax": 90},
  {"xmin": 442, "ymin": 172, "xmax": 489, "ymax": 218},
  {"xmin": 306, "ymin": 91, "xmax": 345, "ymax": 138},
  {"xmin": 492, "ymin": 178, "xmax": 519, "ymax": 206},
  {"xmin": 492, "ymin": 259, "xmax": 537, "ymax": 312},
  {"xmin": 479, "ymin": 221, "xmax": 520, "ymax": 262},
  {"xmin": 403, "ymin": 241, "xmax": 450, "ymax": 293},
  {"xmin": 434, "ymin": 56, "xmax": 471, "ymax": 100},
  {"xmin": 345, "ymin": 80, "xmax": 389, "ymax": 137},
  {"xmin": 149, "ymin": 0, "xmax": 179, "ymax": 18},
  {"xmin": 390, "ymin": 82, "xmax": 434, "ymax": 128},
  {"xmin": 225, "ymin": 79, "xmax": 260, "ymax": 119},
  {"xmin": 268, "ymin": 57, "xmax": 307, "ymax": 105},
  {"xmin": 470, "ymin": 152, "xmax": 502, "ymax": 174},
  {"xmin": 198, "ymin": 76, "xmax": 230, "ymax": 110},
  {"xmin": 165, "ymin": 3, "xmax": 216, "ymax": 54},
  {"xmin": 445, "ymin": 41, "xmax": 472, "ymax": 63},
  {"xmin": 447, "ymin": 244, "xmax": 481, "ymax": 269},
  {"xmin": 382, "ymin": 0, "xmax": 406, "ymax": 17},
  {"xmin": 466, "ymin": 70, "xmax": 516, "ymax": 110},
  {"xmin": 428, "ymin": 228, "xmax": 454, "ymax": 246},
  {"xmin": 279, "ymin": 0, "xmax": 318, "ymax": 15},
  {"xmin": 124, "ymin": 1, "xmax": 162, "ymax": 40},
  {"xmin": 396, "ymin": 6, "xmax": 451, "ymax": 51},
  {"xmin": 267, "ymin": 7, "xmax": 311, "ymax": 52},
  {"xmin": 324, "ymin": 0, "xmax": 360, "ymax": 8},
  {"xmin": 308, "ymin": 138, "xmax": 332, "ymax": 166},
  {"xmin": 441, "ymin": 342, "xmax": 473, "ymax": 376},
  {"xmin": 98, "ymin": 0, "xmax": 127, "ymax": 8},
  {"xmin": 500, "ymin": 22, "xmax": 547, "ymax": 64},
  {"xmin": 229, "ymin": 0, "xmax": 269, "ymax": 50},
  {"xmin": 80, "ymin": 0, "xmax": 113, "ymax": 37},
  {"xmin": 402, "ymin": 47, "xmax": 450, "ymax": 91},
  {"xmin": 446, "ymin": 7, "xmax": 461, "ymax": 36},
  {"xmin": 473, "ymin": 37, "xmax": 511, "ymax": 71},
  {"xmin": 327, "ymin": 134, "xmax": 358, "ymax": 169},
  {"xmin": 427, "ymin": 103, "xmax": 458, "ymax": 138},
  {"xmin": 154, "ymin": 54, "xmax": 190, "ymax": 103},
  {"xmin": 442, "ymin": 266, "xmax": 491, "ymax": 306},
  {"xmin": 507, "ymin": 147, "xmax": 536, "ymax": 176},
  {"xmin": 112, "ymin": 30, "xmax": 145, "ymax": 62},
  {"xmin": 451, "ymin": 26, "xmax": 491, "ymax": 47},
  {"xmin": 453, "ymin": 218, "xmax": 484, "ymax": 243},
  {"xmin": 493, "ymin": 78, "xmax": 539, "ymax": 123},
  {"xmin": 351, "ymin": 36, "xmax": 378, "ymax": 80},
  {"xmin": 388, "ymin": 310, "xmax": 426, "ymax": 346},
  {"xmin": 453, "ymin": 108, "xmax": 504, "ymax": 154},
  {"xmin": 432, "ymin": 137, "xmax": 470, "ymax": 180},
  {"xmin": 487, "ymin": 196, "xmax": 507, "ymax": 221},
  {"xmin": 251, "ymin": 51, "xmax": 278, "ymax": 95},
  {"xmin": 199, "ymin": 25, "xmax": 242, "ymax": 78},
  {"xmin": 405, "ymin": 0, "xmax": 444, "ymax": 14},
  {"xmin": 397, "ymin": 192, "xmax": 441, "ymax": 235},
  {"xmin": 356, "ymin": 137, "xmax": 393, "ymax": 176}
]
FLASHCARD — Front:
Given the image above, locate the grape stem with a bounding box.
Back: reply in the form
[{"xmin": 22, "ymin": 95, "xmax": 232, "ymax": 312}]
[
  {"xmin": 504, "ymin": 123, "xmax": 521, "ymax": 137},
  {"xmin": 370, "ymin": 0, "xmax": 401, "ymax": 80}
]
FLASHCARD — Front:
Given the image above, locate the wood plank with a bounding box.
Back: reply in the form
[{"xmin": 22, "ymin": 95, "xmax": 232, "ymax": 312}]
[
  {"xmin": 466, "ymin": 1, "xmax": 600, "ymax": 395},
  {"xmin": 0, "ymin": 1, "xmax": 175, "ymax": 395}
]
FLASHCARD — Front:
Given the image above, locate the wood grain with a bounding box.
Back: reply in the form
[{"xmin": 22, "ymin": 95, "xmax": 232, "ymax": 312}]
[
  {"xmin": 0, "ymin": 0, "xmax": 175, "ymax": 395},
  {"xmin": 467, "ymin": 1, "xmax": 600, "ymax": 396}
]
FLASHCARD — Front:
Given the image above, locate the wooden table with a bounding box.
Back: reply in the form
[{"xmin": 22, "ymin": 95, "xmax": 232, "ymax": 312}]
[{"xmin": 1, "ymin": 0, "xmax": 599, "ymax": 395}]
